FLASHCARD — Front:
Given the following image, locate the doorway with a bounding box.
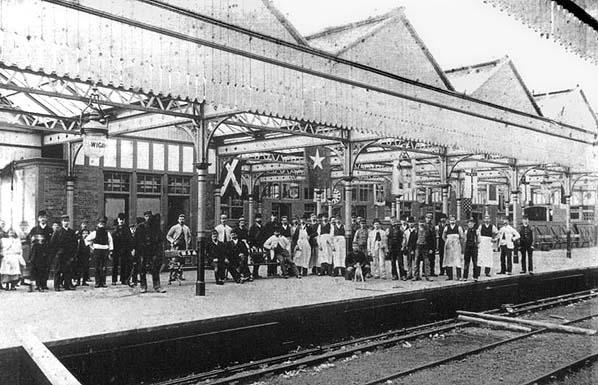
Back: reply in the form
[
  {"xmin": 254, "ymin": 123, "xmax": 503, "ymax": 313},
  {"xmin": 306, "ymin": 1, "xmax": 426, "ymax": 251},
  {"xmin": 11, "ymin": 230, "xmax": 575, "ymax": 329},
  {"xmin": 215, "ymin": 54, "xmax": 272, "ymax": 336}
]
[{"xmin": 271, "ymin": 203, "xmax": 291, "ymax": 220}]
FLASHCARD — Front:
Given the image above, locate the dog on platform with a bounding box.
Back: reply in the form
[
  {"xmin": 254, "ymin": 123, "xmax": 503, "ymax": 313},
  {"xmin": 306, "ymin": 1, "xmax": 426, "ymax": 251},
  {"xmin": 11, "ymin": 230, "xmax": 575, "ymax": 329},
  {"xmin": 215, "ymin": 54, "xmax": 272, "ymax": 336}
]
[{"xmin": 353, "ymin": 262, "xmax": 365, "ymax": 282}]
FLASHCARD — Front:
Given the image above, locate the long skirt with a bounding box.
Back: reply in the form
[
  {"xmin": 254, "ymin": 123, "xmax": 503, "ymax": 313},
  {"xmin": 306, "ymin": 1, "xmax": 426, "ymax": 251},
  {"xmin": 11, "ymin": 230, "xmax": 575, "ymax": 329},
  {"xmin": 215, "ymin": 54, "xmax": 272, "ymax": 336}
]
[
  {"xmin": 478, "ymin": 236, "xmax": 494, "ymax": 268},
  {"xmin": 443, "ymin": 234, "xmax": 463, "ymax": 268},
  {"xmin": 332, "ymin": 236, "xmax": 346, "ymax": 268},
  {"xmin": 294, "ymin": 238, "xmax": 312, "ymax": 269},
  {"xmin": 317, "ymin": 234, "xmax": 333, "ymax": 265}
]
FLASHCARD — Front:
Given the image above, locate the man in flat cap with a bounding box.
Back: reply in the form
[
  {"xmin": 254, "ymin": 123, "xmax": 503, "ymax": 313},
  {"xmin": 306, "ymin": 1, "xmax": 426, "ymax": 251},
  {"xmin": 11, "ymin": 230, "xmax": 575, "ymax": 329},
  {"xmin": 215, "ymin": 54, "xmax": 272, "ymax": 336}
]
[
  {"xmin": 248, "ymin": 213, "xmax": 266, "ymax": 279},
  {"xmin": 50, "ymin": 215, "xmax": 78, "ymax": 291},
  {"xmin": 85, "ymin": 216, "xmax": 114, "ymax": 288},
  {"xmin": 112, "ymin": 213, "xmax": 134, "ymax": 285},
  {"xmin": 27, "ymin": 210, "xmax": 53, "ymax": 291},
  {"xmin": 134, "ymin": 210, "xmax": 166, "ymax": 293}
]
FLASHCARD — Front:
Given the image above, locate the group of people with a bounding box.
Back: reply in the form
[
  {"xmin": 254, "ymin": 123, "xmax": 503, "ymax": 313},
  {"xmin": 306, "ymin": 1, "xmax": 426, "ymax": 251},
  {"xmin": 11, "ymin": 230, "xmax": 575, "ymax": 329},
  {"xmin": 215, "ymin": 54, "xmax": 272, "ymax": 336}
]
[
  {"xmin": 0, "ymin": 209, "xmax": 536, "ymax": 291},
  {"xmin": 0, "ymin": 209, "xmax": 195, "ymax": 293},
  {"xmin": 206, "ymin": 211, "xmax": 536, "ymax": 285}
]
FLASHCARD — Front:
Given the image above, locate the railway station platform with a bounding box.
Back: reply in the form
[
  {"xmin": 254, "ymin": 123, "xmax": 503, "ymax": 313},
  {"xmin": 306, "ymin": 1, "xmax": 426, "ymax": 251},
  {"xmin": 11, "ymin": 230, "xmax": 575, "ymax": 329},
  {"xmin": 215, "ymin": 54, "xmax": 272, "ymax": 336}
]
[
  {"xmin": 1, "ymin": 246, "xmax": 597, "ymax": 350},
  {"xmin": 1, "ymin": 246, "xmax": 597, "ymax": 385}
]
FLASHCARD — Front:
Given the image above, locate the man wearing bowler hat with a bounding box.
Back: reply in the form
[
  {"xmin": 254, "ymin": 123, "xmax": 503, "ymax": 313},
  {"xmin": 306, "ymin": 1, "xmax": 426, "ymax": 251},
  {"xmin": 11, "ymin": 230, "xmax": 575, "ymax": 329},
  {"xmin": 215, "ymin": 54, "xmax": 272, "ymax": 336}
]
[
  {"xmin": 134, "ymin": 210, "xmax": 166, "ymax": 293},
  {"xmin": 27, "ymin": 210, "xmax": 53, "ymax": 291},
  {"xmin": 85, "ymin": 216, "xmax": 114, "ymax": 288},
  {"xmin": 112, "ymin": 213, "xmax": 134, "ymax": 285},
  {"xmin": 50, "ymin": 215, "xmax": 78, "ymax": 291}
]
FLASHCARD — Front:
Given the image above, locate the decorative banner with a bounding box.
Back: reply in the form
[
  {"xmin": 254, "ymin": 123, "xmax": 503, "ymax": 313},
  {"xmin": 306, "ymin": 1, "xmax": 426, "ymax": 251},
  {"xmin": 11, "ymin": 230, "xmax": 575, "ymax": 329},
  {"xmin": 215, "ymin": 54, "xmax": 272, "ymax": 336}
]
[
  {"xmin": 391, "ymin": 159, "xmax": 417, "ymax": 196},
  {"xmin": 220, "ymin": 158, "xmax": 243, "ymax": 199},
  {"xmin": 374, "ymin": 183, "xmax": 386, "ymax": 206},
  {"xmin": 305, "ymin": 146, "xmax": 331, "ymax": 190}
]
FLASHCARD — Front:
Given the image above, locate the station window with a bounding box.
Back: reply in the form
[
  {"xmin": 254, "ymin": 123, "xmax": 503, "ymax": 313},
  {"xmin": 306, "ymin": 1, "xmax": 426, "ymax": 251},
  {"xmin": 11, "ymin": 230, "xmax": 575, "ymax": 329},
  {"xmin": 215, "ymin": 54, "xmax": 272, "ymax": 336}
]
[
  {"xmin": 263, "ymin": 184, "xmax": 280, "ymax": 200},
  {"xmin": 104, "ymin": 172, "xmax": 130, "ymax": 192},
  {"xmin": 304, "ymin": 203, "xmax": 316, "ymax": 217},
  {"xmin": 282, "ymin": 183, "xmax": 300, "ymax": 199},
  {"xmin": 167, "ymin": 176, "xmax": 191, "ymax": 195},
  {"xmin": 137, "ymin": 174, "xmax": 162, "ymax": 194},
  {"xmin": 303, "ymin": 187, "xmax": 314, "ymax": 200},
  {"xmin": 358, "ymin": 185, "xmax": 371, "ymax": 202},
  {"xmin": 221, "ymin": 196, "xmax": 244, "ymax": 220}
]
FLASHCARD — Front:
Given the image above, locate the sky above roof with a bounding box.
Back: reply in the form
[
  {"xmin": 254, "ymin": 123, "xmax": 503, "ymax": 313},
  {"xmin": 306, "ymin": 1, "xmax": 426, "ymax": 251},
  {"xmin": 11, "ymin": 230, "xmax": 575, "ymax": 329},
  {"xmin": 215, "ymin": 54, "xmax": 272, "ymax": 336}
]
[{"xmin": 272, "ymin": 0, "xmax": 598, "ymax": 115}]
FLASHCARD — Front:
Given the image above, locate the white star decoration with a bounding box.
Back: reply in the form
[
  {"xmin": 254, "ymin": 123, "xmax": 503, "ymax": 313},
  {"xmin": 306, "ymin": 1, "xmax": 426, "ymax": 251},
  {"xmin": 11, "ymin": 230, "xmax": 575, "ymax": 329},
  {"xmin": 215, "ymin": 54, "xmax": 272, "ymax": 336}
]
[{"xmin": 310, "ymin": 149, "xmax": 325, "ymax": 170}]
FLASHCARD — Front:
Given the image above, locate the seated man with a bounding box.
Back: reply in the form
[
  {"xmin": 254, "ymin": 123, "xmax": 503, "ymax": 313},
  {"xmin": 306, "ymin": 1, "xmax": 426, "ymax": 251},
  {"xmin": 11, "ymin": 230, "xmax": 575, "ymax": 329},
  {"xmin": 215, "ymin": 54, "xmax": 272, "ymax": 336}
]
[
  {"xmin": 206, "ymin": 229, "xmax": 227, "ymax": 285},
  {"xmin": 227, "ymin": 229, "xmax": 252, "ymax": 283},
  {"xmin": 345, "ymin": 248, "xmax": 370, "ymax": 280},
  {"xmin": 263, "ymin": 226, "xmax": 300, "ymax": 279}
]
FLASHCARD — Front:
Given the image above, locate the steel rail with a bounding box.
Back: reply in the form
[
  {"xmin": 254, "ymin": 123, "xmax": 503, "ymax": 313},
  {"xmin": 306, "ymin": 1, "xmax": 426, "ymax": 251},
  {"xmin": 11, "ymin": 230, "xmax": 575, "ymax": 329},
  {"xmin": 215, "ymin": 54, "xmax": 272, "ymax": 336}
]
[
  {"xmin": 364, "ymin": 315, "xmax": 598, "ymax": 384},
  {"xmin": 519, "ymin": 351, "xmax": 598, "ymax": 385},
  {"xmin": 40, "ymin": 0, "xmax": 597, "ymax": 145},
  {"xmin": 154, "ymin": 290, "xmax": 598, "ymax": 385}
]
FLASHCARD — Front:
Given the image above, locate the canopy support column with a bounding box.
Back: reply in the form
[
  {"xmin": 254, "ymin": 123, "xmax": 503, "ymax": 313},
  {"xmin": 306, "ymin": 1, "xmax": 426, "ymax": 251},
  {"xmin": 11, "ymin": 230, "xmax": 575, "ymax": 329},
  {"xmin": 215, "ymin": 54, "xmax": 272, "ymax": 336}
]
[
  {"xmin": 247, "ymin": 169, "xmax": 254, "ymax": 225},
  {"xmin": 187, "ymin": 102, "xmax": 210, "ymax": 296},
  {"xmin": 440, "ymin": 150, "xmax": 449, "ymax": 216},
  {"xmin": 509, "ymin": 161, "xmax": 520, "ymax": 227},
  {"xmin": 65, "ymin": 142, "xmax": 82, "ymax": 225},
  {"xmin": 563, "ymin": 169, "xmax": 573, "ymax": 259}
]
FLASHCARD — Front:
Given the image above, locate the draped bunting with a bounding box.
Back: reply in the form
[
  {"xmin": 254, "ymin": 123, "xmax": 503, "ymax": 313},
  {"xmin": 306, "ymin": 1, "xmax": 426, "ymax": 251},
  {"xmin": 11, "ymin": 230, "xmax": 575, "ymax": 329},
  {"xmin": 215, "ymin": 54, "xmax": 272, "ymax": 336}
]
[
  {"xmin": 485, "ymin": 0, "xmax": 598, "ymax": 63},
  {"xmin": 0, "ymin": 0, "xmax": 594, "ymax": 169}
]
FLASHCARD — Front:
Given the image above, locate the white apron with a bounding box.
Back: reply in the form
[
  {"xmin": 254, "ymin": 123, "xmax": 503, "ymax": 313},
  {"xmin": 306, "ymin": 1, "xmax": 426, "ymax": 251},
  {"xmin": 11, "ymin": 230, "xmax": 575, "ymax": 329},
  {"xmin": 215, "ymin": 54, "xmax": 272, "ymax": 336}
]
[
  {"xmin": 477, "ymin": 236, "xmax": 494, "ymax": 268},
  {"xmin": 332, "ymin": 235, "xmax": 346, "ymax": 268},
  {"xmin": 294, "ymin": 228, "xmax": 312, "ymax": 269},
  {"xmin": 443, "ymin": 234, "xmax": 463, "ymax": 268},
  {"xmin": 317, "ymin": 234, "xmax": 333, "ymax": 264}
]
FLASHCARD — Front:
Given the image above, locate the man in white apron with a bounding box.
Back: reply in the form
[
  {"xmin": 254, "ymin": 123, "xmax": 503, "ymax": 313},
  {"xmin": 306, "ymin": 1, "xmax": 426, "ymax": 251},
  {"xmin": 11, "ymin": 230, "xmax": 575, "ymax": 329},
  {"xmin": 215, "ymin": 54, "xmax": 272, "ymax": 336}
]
[
  {"xmin": 368, "ymin": 218, "xmax": 388, "ymax": 279},
  {"xmin": 331, "ymin": 216, "xmax": 346, "ymax": 277},
  {"xmin": 292, "ymin": 215, "xmax": 312, "ymax": 277},
  {"xmin": 477, "ymin": 214, "xmax": 498, "ymax": 277}
]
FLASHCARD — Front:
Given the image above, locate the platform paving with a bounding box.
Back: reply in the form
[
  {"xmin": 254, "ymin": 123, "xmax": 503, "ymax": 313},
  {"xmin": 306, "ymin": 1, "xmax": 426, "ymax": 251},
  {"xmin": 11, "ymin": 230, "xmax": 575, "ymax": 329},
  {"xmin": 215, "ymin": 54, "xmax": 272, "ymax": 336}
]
[{"xmin": 1, "ymin": 246, "xmax": 596, "ymax": 349}]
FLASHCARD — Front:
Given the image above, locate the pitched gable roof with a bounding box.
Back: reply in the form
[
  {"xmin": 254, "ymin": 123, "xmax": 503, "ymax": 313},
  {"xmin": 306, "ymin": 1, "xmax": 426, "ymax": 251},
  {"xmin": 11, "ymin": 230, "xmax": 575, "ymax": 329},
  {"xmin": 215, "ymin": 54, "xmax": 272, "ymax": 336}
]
[
  {"xmin": 445, "ymin": 56, "xmax": 543, "ymax": 116},
  {"xmin": 534, "ymin": 87, "xmax": 598, "ymax": 132},
  {"xmin": 168, "ymin": 0, "xmax": 308, "ymax": 45},
  {"xmin": 305, "ymin": 8, "xmax": 453, "ymax": 90}
]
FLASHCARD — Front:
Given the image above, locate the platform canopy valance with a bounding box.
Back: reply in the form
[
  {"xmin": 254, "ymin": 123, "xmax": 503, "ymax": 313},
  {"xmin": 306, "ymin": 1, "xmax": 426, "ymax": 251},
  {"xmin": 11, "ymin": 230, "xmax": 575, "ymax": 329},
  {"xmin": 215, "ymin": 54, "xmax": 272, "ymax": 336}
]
[{"xmin": 0, "ymin": 0, "xmax": 596, "ymax": 169}]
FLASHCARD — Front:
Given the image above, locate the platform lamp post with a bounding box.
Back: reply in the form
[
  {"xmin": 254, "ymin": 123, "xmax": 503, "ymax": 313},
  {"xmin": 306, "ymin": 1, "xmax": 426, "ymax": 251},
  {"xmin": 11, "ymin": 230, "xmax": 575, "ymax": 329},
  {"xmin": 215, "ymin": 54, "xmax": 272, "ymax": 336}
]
[{"xmin": 68, "ymin": 91, "xmax": 108, "ymax": 224}]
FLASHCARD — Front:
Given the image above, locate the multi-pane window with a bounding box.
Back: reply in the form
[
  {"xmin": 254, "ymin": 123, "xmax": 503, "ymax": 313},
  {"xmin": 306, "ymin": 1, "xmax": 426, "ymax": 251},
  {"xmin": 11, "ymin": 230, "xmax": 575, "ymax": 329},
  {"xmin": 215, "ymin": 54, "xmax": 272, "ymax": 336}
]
[
  {"xmin": 358, "ymin": 185, "xmax": 371, "ymax": 202},
  {"xmin": 263, "ymin": 184, "xmax": 280, "ymax": 199},
  {"xmin": 167, "ymin": 176, "xmax": 191, "ymax": 195},
  {"xmin": 221, "ymin": 197, "xmax": 244, "ymax": 220},
  {"xmin": 303, "ymin": 187, "xmax": 314, "ymax": 200},
  {"xmin": 304, "ymin": 203, "xmax": 316, "ymax": 217},
  {"xmin": 104, "ymin": 172, "xmax": 130, "ymax": 192},
  {"xmin": 282, "ymin": 183, "xmax": 300, "ymax": 199},
  {"xmin": 137, "ymin": 174, "xmax": 162, "ymax": 194}
]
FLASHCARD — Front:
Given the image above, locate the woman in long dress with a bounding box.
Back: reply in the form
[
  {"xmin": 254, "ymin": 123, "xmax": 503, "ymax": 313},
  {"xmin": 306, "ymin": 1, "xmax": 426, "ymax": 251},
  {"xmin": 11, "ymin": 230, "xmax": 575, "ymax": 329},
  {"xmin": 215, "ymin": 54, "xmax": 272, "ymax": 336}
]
[
  {"xmin": 442, "ymin": 215, "xmax": 464, "ymax": 281},
  {"xmin": 477, "ymin": 214, "xmax": 498, "ymax": 277},
  {"xmin": 292, "ymin": 217, "xmax": 312, "ymax": 276},
  {"xmin": 1, "ymin": 229, "xmax": 26, "ymax": 290}
]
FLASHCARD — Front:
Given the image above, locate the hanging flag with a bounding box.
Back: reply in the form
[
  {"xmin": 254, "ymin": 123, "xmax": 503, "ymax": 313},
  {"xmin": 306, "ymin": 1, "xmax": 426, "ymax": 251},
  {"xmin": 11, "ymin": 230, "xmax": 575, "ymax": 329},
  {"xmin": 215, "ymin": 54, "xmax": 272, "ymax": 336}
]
[
  {"xmin": 374, "ymin": 183, "xmax": 386, "ymax": 206},
  {"xmin": 220, "ymin": 158, "xmax": 243, "ymax": 200},
  {"xmin": 462, "ymin": 198, "xmax": 473, "ymax": 217},
  {"xmin": 392, "ymin": 159, "xmax": 417, "ymax": 196},
  {"xmin": 305, "ymin": 146, "xmax": 331, "ymax": 190}
]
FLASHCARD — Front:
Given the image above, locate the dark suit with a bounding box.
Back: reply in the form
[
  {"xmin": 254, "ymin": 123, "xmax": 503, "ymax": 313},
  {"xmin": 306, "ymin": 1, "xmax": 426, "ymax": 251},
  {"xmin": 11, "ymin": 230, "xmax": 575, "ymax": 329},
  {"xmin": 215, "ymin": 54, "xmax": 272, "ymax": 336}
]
[
  {"xmin": 206, "ymin": 239, "xmax": 227, "ymax": 283},
  {"xmin": 227, "ymin": 239, "xmax": 250, "ymax": 281},
  {"xmin": 519, "ymin": 225, "xmax": 534, "ymax": 273},
  {"xmin": 248, "ymin": 222, "xmax": 266, "ymax": 277},
  {"xmin": 28, "ymin": 224, "xmax": 53, "ymax": 290},
  {"xmin": 50, "ymin": 227, "xmax": 77, "ymax": 290},
  {"xmin": 112, "ymin": 225, "xmax": 134, "ymax": 284}
]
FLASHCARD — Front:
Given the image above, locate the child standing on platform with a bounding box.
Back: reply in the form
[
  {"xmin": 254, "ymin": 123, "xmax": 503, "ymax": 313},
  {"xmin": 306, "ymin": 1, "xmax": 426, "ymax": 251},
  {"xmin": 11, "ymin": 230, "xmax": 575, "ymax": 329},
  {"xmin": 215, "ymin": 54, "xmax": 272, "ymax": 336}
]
[{"xmin": 1, "ymin": 229, "xmax": 26, "ymax": 290}]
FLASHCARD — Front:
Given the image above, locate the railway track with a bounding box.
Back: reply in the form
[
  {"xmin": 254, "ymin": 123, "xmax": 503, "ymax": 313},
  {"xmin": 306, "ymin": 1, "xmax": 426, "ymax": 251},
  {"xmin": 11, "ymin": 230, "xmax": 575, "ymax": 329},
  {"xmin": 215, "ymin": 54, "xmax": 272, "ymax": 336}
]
[
  {"xmin": 153, "ymin": 289, "xmax": 598, "ymax": 385},
  {"xmin": 519, "ymin": 352, "xmax": 598, "ymax": 385}
]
